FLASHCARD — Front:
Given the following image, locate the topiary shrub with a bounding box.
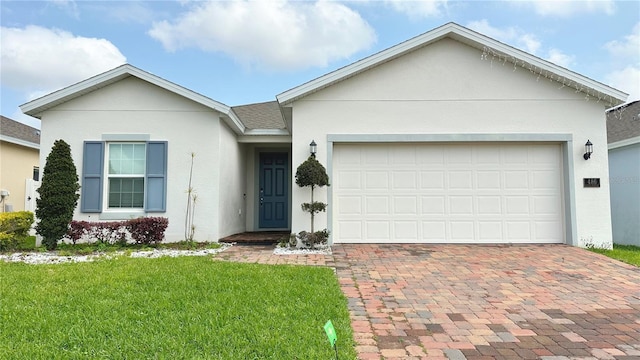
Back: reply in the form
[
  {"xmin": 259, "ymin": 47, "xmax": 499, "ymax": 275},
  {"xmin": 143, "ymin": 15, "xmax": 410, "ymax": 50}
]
[
  {"xmin": 36, "ymin": 139, "xmax": 80, "ymax": 250},
  {"xmin": 295, "ymin": 155, "xmax": 330, "ymax": 248}
]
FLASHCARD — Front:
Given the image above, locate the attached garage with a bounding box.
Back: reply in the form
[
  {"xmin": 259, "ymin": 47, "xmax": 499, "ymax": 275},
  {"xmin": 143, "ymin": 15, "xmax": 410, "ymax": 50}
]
[
  {"xmin": 332, "ymin": 142, "xmax": 565, "ymax": 244},
  {"xmin": 279, "ymin": 23, "xmax": 628, "ymax": 248}
]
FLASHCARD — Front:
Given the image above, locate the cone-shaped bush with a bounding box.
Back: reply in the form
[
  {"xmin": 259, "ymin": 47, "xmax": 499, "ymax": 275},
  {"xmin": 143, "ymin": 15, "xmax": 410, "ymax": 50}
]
[{"xmin": 36, "ymin": 139, "xmax": 80, "ymax": 250}]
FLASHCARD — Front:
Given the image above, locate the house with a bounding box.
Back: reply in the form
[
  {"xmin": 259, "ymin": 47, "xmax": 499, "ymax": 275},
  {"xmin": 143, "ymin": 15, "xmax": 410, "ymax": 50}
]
[
  {"xmin": 607, "ymin": 100, "xmax": 640, "ymax": 246},
  {"xmin": 0, "ymin": 116, "xmax": 41, "ymax": 212},
  {"xmin": 20, "ymin": 23, "xmax": 627, "ymax": 247}
]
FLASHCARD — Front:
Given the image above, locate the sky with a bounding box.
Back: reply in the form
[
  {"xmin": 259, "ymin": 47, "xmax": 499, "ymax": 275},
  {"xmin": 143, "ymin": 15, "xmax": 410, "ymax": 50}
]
[{"xmin": 1, "ymin": 0, "xmax": 639, "ymax": 129}]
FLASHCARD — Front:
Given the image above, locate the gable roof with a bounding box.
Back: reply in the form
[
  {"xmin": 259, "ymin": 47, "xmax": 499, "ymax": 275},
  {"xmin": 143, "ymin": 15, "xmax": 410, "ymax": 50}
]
[
  {"xmin": 277, "ymin": 22, "xmax": 628, "ymax": 107},
  {"xmin": 20, "ymin": 64, "xmax": 246, "ymax": 134},
  {"xmin": 606, "ymin": 100, "xmax": 640, "ymax": 146},
  {"xmin": 0, "ymin": 115, "xmax": 40, "ymax": 149},
  {"xmin": 232, "ymin": 101, "xmax": 286, "ymax": 130}
]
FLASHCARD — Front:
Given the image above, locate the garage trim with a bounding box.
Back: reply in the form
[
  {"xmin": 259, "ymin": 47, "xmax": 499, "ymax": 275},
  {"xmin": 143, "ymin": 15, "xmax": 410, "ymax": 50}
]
[{"xmin": 326, "ymin": 133, "xmax": 576, "ymax": 245}]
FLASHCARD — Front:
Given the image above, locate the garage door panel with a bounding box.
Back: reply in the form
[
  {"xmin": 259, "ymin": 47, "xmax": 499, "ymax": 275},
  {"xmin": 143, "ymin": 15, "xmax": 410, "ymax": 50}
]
[
  {"xmin": 448, "ymin": 171, "xmax": 473, "ymax": 189},
  {"xmin": 392, "ymin": 171, "xmax": 418, "ymax": 190},
  {"xmin": 394, "ymin": 196, "xmax": 418, "ymax": 214},
  {"xmin": 450, "ymin": 221, "xmax": 474, "ymax": 240},
  {"xmin": 333, "ymin": 143, "xmax": 564, "ymax": 244},
  {"xmin": 394, "ymin": 221, "xmax": 418, "ymax": 241},
  {"xmin": 420, "ymin": 171, "xmax": 445, "ymax": 189},
  {"xmin": 338, "ymin": 196, "xmax": 362, "ymax": 215},
  {"xmin": 422, "ymin": 196, "xmax": 445, "ymax": 214},
  {"xmin": 478, "ymin": 222, "xmax": 502, "ymax": 240},
  {"xmin": 365, "ymin": 196, "xmax": 389, "ymax": 214},
  {"xmin": 366, "ymin": 221, "xmax": 390, "ymax": 240}
]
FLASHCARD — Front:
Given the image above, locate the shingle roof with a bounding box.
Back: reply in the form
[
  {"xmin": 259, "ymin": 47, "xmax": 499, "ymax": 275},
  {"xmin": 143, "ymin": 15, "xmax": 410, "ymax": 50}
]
[
  {"xmin": 606, "ymin": 100, "xmax": 640, "ymax": 143},
  {"xmin": 0, "ymin": 115, "xmax": 40, "ymax": 145},
  {"xmin": 231, "ymin": 101, "xmax": 285, "ymax": 130}
]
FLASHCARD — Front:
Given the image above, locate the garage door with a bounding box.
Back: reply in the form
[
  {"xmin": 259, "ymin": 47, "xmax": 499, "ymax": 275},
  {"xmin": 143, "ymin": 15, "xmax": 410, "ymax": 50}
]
[{"xmin": 333, "ymin": 143, "xmax": 564, "ymax": 244}]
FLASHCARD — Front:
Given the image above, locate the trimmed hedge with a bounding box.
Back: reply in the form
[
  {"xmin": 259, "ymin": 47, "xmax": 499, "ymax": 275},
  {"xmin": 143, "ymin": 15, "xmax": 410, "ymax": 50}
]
[
  {"xmin": 67, "ymin": 217, "xmax": 169, "ymax": 245},
  {"xmin": 0, "ymin": 211, "xmax": 35, "ymax": 251}
]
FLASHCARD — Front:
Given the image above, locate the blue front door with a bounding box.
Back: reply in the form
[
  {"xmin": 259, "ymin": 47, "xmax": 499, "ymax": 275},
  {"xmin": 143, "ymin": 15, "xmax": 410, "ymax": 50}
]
[{"xmin": 259, "ymin": 152, "xmax": 288, "ymax": 229}]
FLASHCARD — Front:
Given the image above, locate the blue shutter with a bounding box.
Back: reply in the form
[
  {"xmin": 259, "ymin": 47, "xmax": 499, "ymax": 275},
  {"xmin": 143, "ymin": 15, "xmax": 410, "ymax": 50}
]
[
  {"xmin": 145, "ymin": 141, "xmax": 167, "ymax": 212},
  {"xmin": 81, "ymin": 141, "xmax": 104, "ymax": 213}
]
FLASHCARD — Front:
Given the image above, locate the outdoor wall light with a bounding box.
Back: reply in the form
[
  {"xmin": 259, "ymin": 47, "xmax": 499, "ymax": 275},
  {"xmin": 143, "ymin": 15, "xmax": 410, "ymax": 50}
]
[
  {"xmin": 310, "ymin": 140, "xmax": 317, "ymax": 157},
  {"xmin": 583, "ymin": 140, "xmax": 593, "ymax": 160}
]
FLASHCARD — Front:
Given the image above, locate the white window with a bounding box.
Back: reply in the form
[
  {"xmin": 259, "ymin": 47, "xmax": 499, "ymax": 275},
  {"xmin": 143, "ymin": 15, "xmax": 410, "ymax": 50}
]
[{"xmin": 107, "ymin": 143, "xmax": 146, "ymax": 209}]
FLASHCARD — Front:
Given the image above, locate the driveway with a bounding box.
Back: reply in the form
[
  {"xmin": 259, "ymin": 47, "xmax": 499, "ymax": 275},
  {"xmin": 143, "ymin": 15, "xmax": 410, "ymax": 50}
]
[{"xmin": 332, "ymin": 244, "xmax": 640, "ymax": 360}]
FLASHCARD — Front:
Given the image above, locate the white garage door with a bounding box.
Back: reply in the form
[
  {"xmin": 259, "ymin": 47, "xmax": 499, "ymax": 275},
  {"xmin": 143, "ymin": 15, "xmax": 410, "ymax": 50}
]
[{"xmin": 333, "ymin": 143, "xmax": 564, "ymax": 244}]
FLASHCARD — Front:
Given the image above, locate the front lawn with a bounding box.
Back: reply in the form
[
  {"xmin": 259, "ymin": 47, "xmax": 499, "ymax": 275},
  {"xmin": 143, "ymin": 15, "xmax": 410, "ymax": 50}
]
[
  {"xmin": 0, "ymin": 256, "xmax": 356, "ymax": 359},
  {"xmin": 589, "ymin": 243, "xmax": 640, "ymax": 267}
]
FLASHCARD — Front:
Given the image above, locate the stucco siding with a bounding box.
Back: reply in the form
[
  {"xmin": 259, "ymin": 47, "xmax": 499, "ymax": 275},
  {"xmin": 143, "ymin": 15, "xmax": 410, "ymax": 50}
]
[
  {"xmin": 39, "ymin": 77, "xmax": 226, "ymax": 242},
  {"xmin": 288, "ymin": 38, "xmax": 613, "ymax": 247},
  {"xmin": 608, "ymin": 143, "xmax": 640, "ymax": 246},
  {"xmin": 217, "ymin": 121, "xmax": 246, "ymax": 238},
  {"xmin": 0, "ymin": 141, "xmax": 39, "ymax": 212}
]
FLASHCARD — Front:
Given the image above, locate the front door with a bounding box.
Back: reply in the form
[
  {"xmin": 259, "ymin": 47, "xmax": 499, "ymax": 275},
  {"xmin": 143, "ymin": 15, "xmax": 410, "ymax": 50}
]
[{"xmin": 259, "ymin": 152, "xmax": 288, "ymax": 229}]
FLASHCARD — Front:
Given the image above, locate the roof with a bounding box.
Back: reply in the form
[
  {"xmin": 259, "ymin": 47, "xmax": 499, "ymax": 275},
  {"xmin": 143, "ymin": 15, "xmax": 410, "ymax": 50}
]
[
  {"xmin": 606, "ymin": 100, "xmax": 640, "ymax": 146},
  {"xmin": 277, "ymin": 22, "xmax": 628, "ymax": 107},
  {"xmin": 0, "ymin": 115, "xmax": 40, "ymax": 149},
  {"xmin": 231, "ymin": 101, "xmax": 286, "ymax": 130},
  {"xmin": 20, "ymin": 64, "xmax": 246, "ymax": 135}
]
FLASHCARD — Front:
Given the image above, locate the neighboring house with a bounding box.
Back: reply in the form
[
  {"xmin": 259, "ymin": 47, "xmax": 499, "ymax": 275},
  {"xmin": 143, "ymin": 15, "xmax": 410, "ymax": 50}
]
[
  {"xmin": 606, "ymin": 100, "xmax": 640, "ymax": 246},
  {"xmin": 20, "ymin": 23, "xmax": 627, "ymax": 247},
  {"xmin": 0, "ymin": 116, "xmax": 41, "ymax": 212}
]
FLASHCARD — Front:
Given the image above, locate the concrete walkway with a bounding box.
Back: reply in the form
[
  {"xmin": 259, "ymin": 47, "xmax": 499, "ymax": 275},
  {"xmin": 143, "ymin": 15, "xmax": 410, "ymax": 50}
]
[{"xmin": 217, "ymin": 244, "xmax": 640, "ymax": 359}]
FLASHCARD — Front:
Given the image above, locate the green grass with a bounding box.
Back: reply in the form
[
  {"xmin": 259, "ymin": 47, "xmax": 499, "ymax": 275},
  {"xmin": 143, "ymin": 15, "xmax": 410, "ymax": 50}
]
[
  {"xmin": 589, "ymin": 244, "xmax": 640, "ymax": 267},
  {"xmin": 0, "ymin": 256, "xmax": 356, "ymax": 359}
]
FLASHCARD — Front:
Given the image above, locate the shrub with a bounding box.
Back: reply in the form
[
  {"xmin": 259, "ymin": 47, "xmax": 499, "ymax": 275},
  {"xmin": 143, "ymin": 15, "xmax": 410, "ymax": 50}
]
[
  {"xmin": 127, "ymin": 217, "xmax": 169, "ymax": 245},
  {"xmin": 36, "ymin": 139, "xmax": 80, "ymax": 250},
  {"xmin": 0, "ymin": 211, "xmax": 35, "ymax": 251},
  {"xmin": 66, "ymin": 217, "xmax": 168, "ymax": 246},
  {"xmin": 296, "ymin": 229, "xmax": 329, "ymax": 249}
]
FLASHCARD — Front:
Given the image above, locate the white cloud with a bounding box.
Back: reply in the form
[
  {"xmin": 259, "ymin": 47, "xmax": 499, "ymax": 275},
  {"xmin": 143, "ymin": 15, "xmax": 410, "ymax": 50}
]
[
  {"xmin": 0, "ymin": 25, "xmax": 126, "ymax": 93},
  {"xmin": 604, "ymin": 22, "xmax": 640, "ymax": 60},
  {"xmin": 605, "ymin": 66, "xmax": 640, "ymax": 101},
  {"xmin": 603, "ymin": 23, "xmax": 640, "ymax": 101},
  {"xmin": 468, "ymin": 20, "xmax": 578, "ymax": 69},
  {"xmin": 467, "ymin": 19, "xmax": 541, "ymax": 54},
  {"xmin": 546, "ymin": 49, "xmax": 575, "ymax": 68},
  {"xmin": 513, "ymin": 0, "xmax": 616, "ymax": 17},
  {"xmin": 148, "ymin": 0, "xmax": 376, "ymax": 71},
  {"xmin": 384, "ymin": 0, "xmax": 448, "ymax": 19},
  {"xmin": 49, "ymin": 0, "xmax": 80, "ymax": 19}
]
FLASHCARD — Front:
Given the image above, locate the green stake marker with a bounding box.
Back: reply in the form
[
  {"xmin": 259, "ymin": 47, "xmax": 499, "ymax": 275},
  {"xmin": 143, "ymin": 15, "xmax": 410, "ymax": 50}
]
[
  {"xmin": 324, "ymin": 320, "xmax": 337, "ymax": 346},
  {"xmin": 324, "ymin": 320, "xmax": 338, "ymax": 360}
]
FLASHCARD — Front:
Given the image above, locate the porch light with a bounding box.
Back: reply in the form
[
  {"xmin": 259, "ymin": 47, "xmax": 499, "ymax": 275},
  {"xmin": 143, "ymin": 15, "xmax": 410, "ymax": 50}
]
[
  {"xmin": 583, "ymin": 140, "xmax": 593, "ymax": 160},
  {"xmin": 310, "ymin": 140, "xmax": 317, "ymax": 157}
]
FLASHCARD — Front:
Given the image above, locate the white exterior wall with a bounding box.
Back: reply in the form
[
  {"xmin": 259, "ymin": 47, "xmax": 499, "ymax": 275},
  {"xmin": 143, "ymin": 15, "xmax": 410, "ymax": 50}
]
[
  {"xmin": 38, "ymin": 77, "xmax": 228, "ymax": 242},
  {"xmin": 217, "ymin": 122, "xmax": 246, "ymax": 238},
  {"xmin": 608, "ymin": 143, "xmax": 640, "ymax": 246},
  {"xmin": 288, "ymin": 38, "xmax": 613, "ymax": 247}
]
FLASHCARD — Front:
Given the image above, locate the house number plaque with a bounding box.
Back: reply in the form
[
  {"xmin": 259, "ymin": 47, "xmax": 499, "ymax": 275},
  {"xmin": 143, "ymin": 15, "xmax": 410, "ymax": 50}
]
[{"xmin": 583, "ymin": 178, "xmax": 600, "ymax": 188}]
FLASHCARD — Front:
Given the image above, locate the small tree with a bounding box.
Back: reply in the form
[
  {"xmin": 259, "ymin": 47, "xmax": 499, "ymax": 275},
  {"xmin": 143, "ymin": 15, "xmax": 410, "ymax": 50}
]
[
  {"xmin": 36, "ymin": 139, "xmax": 80, "ymax": 250},
  {"xmin": 295, "ymin": 155, "xmax": 330, "ymax": 248}
]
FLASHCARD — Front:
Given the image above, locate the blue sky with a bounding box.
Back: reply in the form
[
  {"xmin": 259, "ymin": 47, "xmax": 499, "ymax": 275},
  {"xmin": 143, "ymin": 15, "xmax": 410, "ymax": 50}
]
[{"xmin": 2, "ymin": 0, "xmax": 639, "ymax": 129}]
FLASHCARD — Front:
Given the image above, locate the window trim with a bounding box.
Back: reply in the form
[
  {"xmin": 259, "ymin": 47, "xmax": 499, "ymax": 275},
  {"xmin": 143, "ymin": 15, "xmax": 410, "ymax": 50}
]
[{"xmin": 105, "ymin": 142, "xmax": 147, "ymax": 210}]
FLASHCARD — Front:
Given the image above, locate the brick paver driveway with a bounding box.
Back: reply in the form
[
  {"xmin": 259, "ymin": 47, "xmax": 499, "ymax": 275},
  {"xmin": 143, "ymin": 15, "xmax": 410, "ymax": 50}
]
[{"xmin": 332, "ymin": 244, "xmax": 640, "ymax": 360}]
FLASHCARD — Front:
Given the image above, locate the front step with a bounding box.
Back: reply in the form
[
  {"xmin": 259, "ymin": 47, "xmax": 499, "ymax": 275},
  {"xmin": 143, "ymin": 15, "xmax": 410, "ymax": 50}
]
[{"xmin": 219, "ymin": 231, "xmax": 290, "ymax": 245}]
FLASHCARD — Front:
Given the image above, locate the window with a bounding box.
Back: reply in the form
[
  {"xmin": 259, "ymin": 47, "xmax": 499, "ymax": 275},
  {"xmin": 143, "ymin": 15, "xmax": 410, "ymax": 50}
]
[
  {"xmin": 32, "ymin": 167, "xmax": 39, "ymax": 181},
  {"xmin": 81, "ymin": 141, "xmax": 167, "ymax": 214},
  {"xmin": 107, "ymin": 143, "xmax": 146, "ymax": 208}
]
